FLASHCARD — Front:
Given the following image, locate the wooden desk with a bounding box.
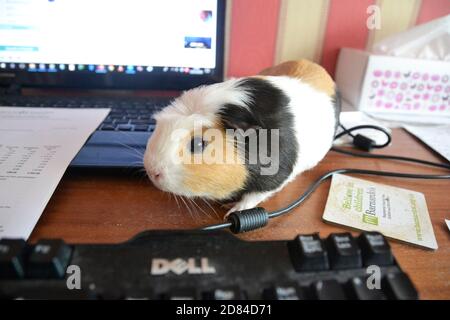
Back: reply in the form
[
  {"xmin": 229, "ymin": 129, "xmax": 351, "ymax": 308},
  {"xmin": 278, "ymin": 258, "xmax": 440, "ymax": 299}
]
[{"xmin": 29, "ymin": 128, "xmax": 450, "ymax": 299}]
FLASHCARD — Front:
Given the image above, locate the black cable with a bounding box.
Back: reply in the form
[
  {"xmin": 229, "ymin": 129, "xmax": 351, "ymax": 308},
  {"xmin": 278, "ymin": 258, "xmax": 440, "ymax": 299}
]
[
  {"xmin": 199, "ymin": 123, "xmax": 450, "ymax": 233},
  {"xmin": 336, "ymin": 123, "xmax": 391, "ymax": 149},
  {"xmin": 331, "ymin": 147, "xmax": 450, "ymax": 170},
  {"xmin": 267, "ymin": 168, "xmax": 450, "ymax": 219}
]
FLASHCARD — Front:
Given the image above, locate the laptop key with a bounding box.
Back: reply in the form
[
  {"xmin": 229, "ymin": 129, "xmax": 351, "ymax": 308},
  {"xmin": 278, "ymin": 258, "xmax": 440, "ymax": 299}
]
[
  {"xmin": 101, "ymin": 125, "xmax": 116, "ymax": 131},
  {"xmin": 117, "ymin": 124, "xmax": 133, "ymax": 131},
  {"xmin": 133, "ymin": 125, "xmax": 150, "ymax": 131}
]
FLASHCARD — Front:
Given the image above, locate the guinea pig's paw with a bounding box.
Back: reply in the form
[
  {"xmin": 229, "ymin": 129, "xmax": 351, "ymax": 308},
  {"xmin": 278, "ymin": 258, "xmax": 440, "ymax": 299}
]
[{"xmin": 223, "ymin": 191, "xmax": 274, "ymax": 220}]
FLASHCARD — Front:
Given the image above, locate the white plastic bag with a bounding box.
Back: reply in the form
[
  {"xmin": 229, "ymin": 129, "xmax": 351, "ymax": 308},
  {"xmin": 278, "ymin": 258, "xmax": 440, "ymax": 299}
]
[{"xmin": 372, "ymin": 15, "xmax": 450, "ymax": 61}]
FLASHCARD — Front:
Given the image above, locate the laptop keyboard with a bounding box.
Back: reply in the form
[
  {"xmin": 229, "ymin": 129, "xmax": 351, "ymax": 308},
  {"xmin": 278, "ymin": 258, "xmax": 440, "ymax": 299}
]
[{"xmin": 0, "ymin": 95, "xmax": 173, "ymax": 132}]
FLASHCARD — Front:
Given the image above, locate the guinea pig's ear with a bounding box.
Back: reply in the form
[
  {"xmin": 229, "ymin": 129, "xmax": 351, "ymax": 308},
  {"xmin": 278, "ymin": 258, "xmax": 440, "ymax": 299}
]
[{"xmin": 218, "ymin": 104, "xmax": 262, "ymax": 131}]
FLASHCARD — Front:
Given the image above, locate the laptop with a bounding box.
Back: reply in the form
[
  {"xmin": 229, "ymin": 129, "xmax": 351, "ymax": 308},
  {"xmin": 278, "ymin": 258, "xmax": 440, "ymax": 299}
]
[{"xmin": 0, "ymin": 0, "xmax": 225, "ymax": 168}]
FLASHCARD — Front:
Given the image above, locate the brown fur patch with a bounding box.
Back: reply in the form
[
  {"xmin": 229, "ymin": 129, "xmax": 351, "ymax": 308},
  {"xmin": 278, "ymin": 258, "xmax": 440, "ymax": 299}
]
[
  {"xmin": 180, "ymin": 125, "xmax": 247, "ymax": 199},
  {"xmin": 258, "ymin": 59, "xmax": 335, "ymax": 97}
]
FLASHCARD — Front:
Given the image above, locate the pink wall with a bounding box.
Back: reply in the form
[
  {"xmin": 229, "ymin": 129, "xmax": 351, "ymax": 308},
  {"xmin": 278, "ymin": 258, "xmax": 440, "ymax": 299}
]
[
  {"xmin": 227, "ymin": 0, "xmax": 280, "ymax": 77},
  {"xmin": 227, "ymin": 0, "xmax": 450, "ymax": 78}
]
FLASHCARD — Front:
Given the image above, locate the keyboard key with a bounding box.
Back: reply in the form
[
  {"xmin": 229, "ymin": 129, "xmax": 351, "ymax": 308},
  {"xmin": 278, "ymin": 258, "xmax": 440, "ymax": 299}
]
[
  {"xmin": 166, "ymin": 288, "xmax": 198, "ymax": 300},
  {"xmin": 203, "ymin": 287, "xmax": 246, "ymax": 300},
  {"xmin": 289, "ymin": 233, "xmax": 329, "ymax": 271},
  {"xmin": 116, "ymin": 124, "xmax": 133, "ymax": 131},
  {"xmin": 382, "ymin": 273, "xmax": 418, "ymax": 300},
  {"xmin": 327, "ymin": 233, "xmax": 362, "ymax": 269},
  {"xmin": 312, "ymin": 280, "xmax": 347, "ymax": 300},
  {"xmin": 101, "ymin": 125, "xmax": 116, "ymax": 131},
  {"xmin": 263, "ymin": 285, "xmax": 306, "ymax": 300},
  {"xmin": 133, "ymin": 125, "xmax": 150, "ymax": 131},
  {"xmin": 114, "ymin": 120, "xmax": 129, "ymax": 125},
  {"xmin": 130, "ymin": 119, "xmax": 153, "ymax": 125},
  {"xmin": 347, "ymin": 277, "xmax": 386, "ymax": 300},
  {"xmin": 27, "ymin": 239, "xmax": 72, "ymax": 279},
  {"xmin": 0, "ymin": 239, "xmax": 26, "ymax": 279},
  {"xmin": 358, "ymin": 232, "xmax": 393, "ymax": 266}
]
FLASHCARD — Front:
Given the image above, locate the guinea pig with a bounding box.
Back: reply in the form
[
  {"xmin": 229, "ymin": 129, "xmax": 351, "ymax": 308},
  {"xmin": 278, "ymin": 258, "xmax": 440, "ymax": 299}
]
[{"xmin": 143, "ymin": 60, "xmax": 340, "ymax": 215}]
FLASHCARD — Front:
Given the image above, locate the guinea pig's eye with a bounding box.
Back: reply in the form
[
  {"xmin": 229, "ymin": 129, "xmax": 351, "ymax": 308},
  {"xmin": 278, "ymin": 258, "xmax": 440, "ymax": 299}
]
[{"xmin": 189, "ymin": 136, "xmax": 208, "ymax": 154}]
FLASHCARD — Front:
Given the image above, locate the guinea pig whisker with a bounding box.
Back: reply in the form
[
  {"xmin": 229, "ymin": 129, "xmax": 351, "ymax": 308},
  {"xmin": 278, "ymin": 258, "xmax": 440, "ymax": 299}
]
[
  {"xmin": 200, "ymin": 198, "xmax": 219, "ymax": 219},
  {"xmin": 179, "ymin": 195, "xmax": 195, "ymax": 220},
  {"xmin": 114, "ymin": 140, "xmax": 145, "ymax": 159},
  {"xmin": 189, "ymin": 197, "xmax": 210, "ymax": 219},
  {"xmin": 187, "ymin": 197, "xmax": 203, "ymax": 220},
  {"xmin": 172, "ymin": 194, "xmax": 181, "ymax": 211},
  {"xmin": 117, "ymin": 131, "xmax": 147, "ymax": 153}
]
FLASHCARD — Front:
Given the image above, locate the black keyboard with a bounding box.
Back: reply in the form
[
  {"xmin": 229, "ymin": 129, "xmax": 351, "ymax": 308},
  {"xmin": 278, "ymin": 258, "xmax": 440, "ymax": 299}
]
[
  {"xmin": 0, "ymin": 95, "xmax": 173, "ymax": 132},
  {"xmin": 0, "ymin": 230, "xmax": 418, "ymax": 300}
]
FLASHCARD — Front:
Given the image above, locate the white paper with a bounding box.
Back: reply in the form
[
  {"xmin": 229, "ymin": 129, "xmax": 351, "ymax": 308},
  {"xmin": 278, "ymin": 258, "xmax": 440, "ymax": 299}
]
[
  {"xmin": 0, "ymin": 107, "xmax": 109, "ymax": 239},
  {"xmin": 403, "ymin": 125, "xmax": 450, "ymax": 162},
  {"xmin": 446, "ymin": 219, "xmax": 450, "ymax": 232}
]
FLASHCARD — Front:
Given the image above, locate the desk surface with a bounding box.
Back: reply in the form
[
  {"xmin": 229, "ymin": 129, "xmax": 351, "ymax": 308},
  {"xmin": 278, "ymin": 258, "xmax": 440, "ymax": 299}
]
[{"xmin": 29, "ymin": 128, "xmax": 450, "ymax": 299}]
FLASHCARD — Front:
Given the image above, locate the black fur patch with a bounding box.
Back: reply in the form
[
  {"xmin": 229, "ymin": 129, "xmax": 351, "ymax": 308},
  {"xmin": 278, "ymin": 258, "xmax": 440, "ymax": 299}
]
[{"xmin": 218, "ymin": 77, "xmax": 298, "ymax": 199}]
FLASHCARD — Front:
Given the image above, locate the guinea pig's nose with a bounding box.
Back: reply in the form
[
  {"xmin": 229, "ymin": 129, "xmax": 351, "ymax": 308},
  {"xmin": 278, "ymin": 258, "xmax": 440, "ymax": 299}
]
[{"xmin": 149, "ymin": 169, "xmax": 162, "ymax": 181}]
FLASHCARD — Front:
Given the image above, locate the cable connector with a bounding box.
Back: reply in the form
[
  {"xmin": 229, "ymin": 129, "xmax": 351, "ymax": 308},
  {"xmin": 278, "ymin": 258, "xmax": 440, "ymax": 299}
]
[
  {"xmin": 353, "ymin": 134, "xmax": 375, "ymax": 151},
  {"xmin": 226, "ymin": 207, "xmax": 269, "ymax": 233}
]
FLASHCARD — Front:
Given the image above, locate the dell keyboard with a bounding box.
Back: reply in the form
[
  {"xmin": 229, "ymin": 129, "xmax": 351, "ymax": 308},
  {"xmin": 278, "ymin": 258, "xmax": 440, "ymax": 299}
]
[
  {"xmin": 0, "ymin": 95, "xmax": 173, "ymax": 132},
  {"xmin": 0, "ymin": 230, "xmax": 418, "ymax": 300}
]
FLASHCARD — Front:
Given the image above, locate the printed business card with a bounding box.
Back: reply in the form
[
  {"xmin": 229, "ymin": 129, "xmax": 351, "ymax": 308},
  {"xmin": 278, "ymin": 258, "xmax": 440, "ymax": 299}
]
[{"xmin": 323, "ymin": 174, "xmax": 438, "ymax": 249}]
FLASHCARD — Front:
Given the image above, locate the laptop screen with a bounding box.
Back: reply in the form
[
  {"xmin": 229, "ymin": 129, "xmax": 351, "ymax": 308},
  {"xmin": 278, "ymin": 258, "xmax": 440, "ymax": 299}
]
[{"xmin": 0, "ymin": 0, "xmax": 224, "ymax": 89}]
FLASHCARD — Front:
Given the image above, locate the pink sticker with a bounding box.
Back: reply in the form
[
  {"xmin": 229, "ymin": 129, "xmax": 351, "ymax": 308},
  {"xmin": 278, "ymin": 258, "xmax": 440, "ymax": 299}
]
[
  {"xmin": 400, "ymin": 82, "xmax": 408, "ymax": 90},
  {"xmin": 385, "ymin": 70, "xmax": 392, "ymax": 78},
  {"xmin": 414, "ymin": 103, "xmax": 421, "ymax": 109},
  {"xmin": 429, "ymin": 105, "xmax": 437, "ymax": 111},
  {"xmin": 382, "ymin": 80, "xmax": 388, "ymax": 87},
  {"xmin": 413, "ymin": 94, "xmax": 420, "ymax": 99},
  {"xmin": 427, "ymin": 84, "xmax": 433, "ymax": 90},
  {"xmin": 371, "ymin": 80, "xmax": 379, "ymax": 88},
  {"xmin": 423, "ymin": 93, "xmax": 430, "ymax": 100},
  {"xmin": 390, "ymin": 82, "xmax": 398, "ymax": 89},
  {"xmin": 373, "ymin": 70, "xmax": 382, "ymax": 77},
  {"xmin": 422, "ymin": 73, "xmax": 429, "ymax": 81},
  {"xmin": 376, "ymin": 100, "xmax": 383, "ymax": 107},
  {"xmin": 395, "ymin": 93, "xmax": 403, "ymax": 102},
  {"xmin": 385, "ymin": 102, "xmax": 393, "ymax": 109},
  {"xmin": 446, "ymin": 86, "xmax": 450, "ymax": 93},
  {"xmin": 442, "ymin": 75, "xmax": 448, "ymax": 83},
  {"xmin": 412, "ymin": 72, "xmax": 420, "ymax": 79},
  {"xmin": 435, "ymin": 85, "xmax": 442, "ymax": 92},
  {"xmin": 431, "ymin": 75, "xmax": 440, "ymax": 81},
  {"xmin": 417, "ymin": 84, "xmax": 424, "ymax": 91},
  {"xmin": 377, "ymin": 89, "xmax": 384, "ymax": 96},
  {"xmin": 403, "ymin": 103, "xmax": 411, "ymax": 110},
  {"xmin": 394, "ymin": 71, "xmax": 401, "ymax": 78},
  {"xmin": 439, "ymin": 105, "xmax": 446, "ymax": 111}
]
